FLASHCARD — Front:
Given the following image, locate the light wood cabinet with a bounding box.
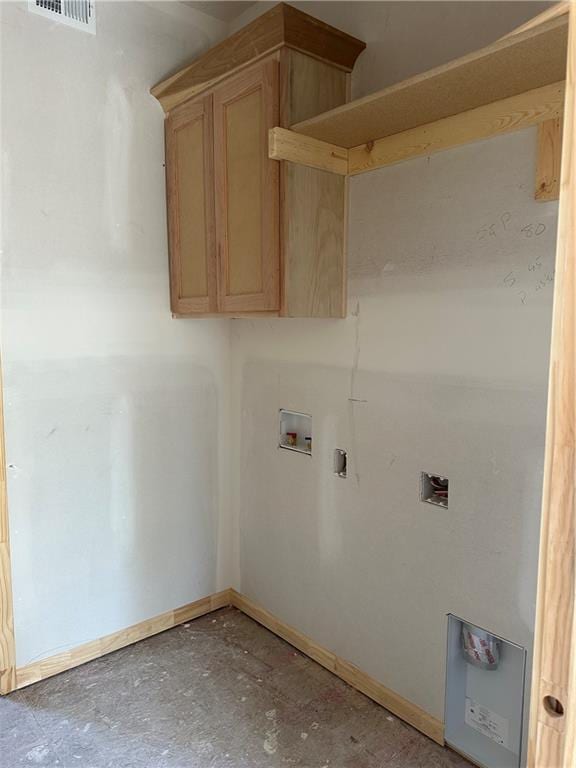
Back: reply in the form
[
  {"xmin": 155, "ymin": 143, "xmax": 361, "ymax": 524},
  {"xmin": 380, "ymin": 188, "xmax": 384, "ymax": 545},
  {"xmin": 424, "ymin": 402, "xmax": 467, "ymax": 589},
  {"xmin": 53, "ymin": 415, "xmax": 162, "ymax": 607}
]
[
  {"xmin": 153, "ymin": 3, "xmax": 365, "ymax": 318},
  {"xmin": 166, "ymin": 94, "xmax": 216, "ymax": 314},
  {"xmin": 214, "ymin": 60, "xmax": 280, "ymax": 313}
]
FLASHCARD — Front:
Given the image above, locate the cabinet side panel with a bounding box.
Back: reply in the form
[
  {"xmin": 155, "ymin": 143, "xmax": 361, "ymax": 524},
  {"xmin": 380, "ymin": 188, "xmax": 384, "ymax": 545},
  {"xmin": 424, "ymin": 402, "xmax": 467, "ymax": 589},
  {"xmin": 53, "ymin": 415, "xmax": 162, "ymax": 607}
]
[
  {"xmin": 281, "ymin": 51, "xmax": 348, "ymax": 318},
  {"xmin": 282, "ymin": 49, "xmax": 348, "ymax": 125},
  {"xmin": 284, "ymin": 167, "xmax": 346, "ymax": 318}
]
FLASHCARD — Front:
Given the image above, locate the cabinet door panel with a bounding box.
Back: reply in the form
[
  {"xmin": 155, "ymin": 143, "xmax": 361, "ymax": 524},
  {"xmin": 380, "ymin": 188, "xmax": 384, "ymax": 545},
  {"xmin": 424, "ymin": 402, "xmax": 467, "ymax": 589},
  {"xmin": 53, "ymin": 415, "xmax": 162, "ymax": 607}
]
[
  {"xmin": 166, "ymin": 94, "xmax": 216, "ymax": 314},
  {"xmin": 214, "ymin": 60, "xmax": 279, "ymax": 313}
]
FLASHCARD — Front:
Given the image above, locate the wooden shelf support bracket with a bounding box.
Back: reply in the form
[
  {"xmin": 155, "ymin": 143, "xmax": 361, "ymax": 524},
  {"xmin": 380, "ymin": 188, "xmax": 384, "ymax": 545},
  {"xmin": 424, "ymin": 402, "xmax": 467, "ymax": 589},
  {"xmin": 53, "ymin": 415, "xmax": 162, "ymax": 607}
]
[
  {"xmin": 270, "ymin": 82, "xmax": 565, "ymax": 178},
  {"xmin": 535, "ymin": 116, "xmax": 563, "ymax": 201},
  {"xmin": 268, "ymin": 127, "xmax": 349, "ymax": 175},
  {"xmin": 347, "ymin": 82, "xmax": 565, "ymax": 176}
]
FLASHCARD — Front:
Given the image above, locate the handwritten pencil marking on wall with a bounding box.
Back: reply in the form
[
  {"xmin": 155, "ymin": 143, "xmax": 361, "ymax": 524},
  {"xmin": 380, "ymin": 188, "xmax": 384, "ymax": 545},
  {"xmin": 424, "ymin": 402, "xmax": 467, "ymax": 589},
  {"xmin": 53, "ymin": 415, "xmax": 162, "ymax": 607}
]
[
  {"xmin": 502, "ymin": 266, "xmax": 555, "ymax": 306},
  {"xmin": 476, "ymin": 212, "xmax": 547, "ymax": 243},
  {"xmin": 478, "ymin": 211, "xmax": 556, "ymax": 305}
]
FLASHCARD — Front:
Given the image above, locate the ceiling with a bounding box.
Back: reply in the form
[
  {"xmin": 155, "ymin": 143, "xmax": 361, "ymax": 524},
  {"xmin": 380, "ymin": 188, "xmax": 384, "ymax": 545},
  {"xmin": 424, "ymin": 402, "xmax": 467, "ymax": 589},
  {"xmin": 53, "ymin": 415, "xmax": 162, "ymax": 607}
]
[{"xmin": 184, "ymin": 1, "xmax": 258, "ymax": 22}]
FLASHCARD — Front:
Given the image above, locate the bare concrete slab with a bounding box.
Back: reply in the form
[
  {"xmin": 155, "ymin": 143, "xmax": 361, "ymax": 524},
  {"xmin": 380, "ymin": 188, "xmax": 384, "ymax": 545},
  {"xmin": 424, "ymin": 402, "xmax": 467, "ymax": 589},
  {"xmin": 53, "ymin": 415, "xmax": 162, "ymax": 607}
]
[{"xmin": 0, "ymin": 607, "xmax": 473, "ymax": 767}]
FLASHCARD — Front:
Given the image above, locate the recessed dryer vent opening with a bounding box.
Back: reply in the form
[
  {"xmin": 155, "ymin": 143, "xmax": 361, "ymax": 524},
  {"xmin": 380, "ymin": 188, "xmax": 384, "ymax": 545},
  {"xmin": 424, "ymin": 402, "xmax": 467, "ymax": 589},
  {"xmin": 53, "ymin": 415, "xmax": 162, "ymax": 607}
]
[
  {"xmin": 421, "ymin": 473, "xmax": 449, "ymax": 508},
  {"xmin": 279, "ymin": 410, "xmax": 312, "ymax": 455},
  {"xmin": 445, "ymin": 615, "xmax": 527, "ymax": 768}
]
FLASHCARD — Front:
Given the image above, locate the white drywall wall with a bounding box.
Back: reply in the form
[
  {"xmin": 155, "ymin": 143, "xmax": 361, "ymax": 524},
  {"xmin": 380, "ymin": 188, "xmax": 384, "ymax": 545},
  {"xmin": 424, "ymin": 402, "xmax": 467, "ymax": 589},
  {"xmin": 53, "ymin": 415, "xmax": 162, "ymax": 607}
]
[
  {"xmin": 0, "ymin": 1, "xmax": 234, "ymax": 666},
  {"xmin": 228, "ymin": 0, "xmax": 558, "ymax": 752},
  {"xmin": 229, "ymin": 1, "xmax": 554, "ymax": 99},
  {"xmin": 0, "ymin": 4, "xmax": 558, "ymax": 752},
  {"xmin": 234, "ymin": 129, "xmax": 556, "ymax": 722}
]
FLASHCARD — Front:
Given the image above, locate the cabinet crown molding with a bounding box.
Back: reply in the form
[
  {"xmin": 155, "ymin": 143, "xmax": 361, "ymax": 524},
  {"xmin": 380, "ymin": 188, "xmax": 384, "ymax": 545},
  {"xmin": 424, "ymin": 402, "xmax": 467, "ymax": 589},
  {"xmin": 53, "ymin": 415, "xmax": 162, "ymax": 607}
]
[{"xmin": 151, "ymin": 2, "xmax": 366, "ymax": 114}]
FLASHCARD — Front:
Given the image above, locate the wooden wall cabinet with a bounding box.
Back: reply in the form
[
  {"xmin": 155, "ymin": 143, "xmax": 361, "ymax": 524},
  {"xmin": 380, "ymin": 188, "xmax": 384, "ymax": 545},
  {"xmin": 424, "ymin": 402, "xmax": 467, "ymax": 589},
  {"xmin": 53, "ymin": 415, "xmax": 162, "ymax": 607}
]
[
  {"xmin": 165, "ymin": 95, "xmax": 216, "ymax": 314},
  {"xmin": 214, "ymin": 60, "xmax": 280, "ymax": 314},
  {"xmin": 153, "ymin": 3, "xmax": 365, "ymax": 318}
]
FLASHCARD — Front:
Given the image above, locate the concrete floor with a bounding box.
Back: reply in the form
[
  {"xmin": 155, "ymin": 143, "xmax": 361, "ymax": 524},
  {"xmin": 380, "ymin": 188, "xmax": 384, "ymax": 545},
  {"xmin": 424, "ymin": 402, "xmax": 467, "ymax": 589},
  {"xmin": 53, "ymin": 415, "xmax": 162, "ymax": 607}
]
[{"xmin": 1, "ymin": 607, "xmax": 473, "ymax": 767}]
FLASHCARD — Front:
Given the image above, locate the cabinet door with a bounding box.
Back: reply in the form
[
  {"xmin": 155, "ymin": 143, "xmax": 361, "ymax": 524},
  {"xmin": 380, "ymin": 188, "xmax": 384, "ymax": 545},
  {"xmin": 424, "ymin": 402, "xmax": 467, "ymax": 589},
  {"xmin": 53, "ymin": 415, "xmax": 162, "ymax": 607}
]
[
  {"xmin": 165, "ymin": 94, "xmax": 216, "ymax": 314},
  {"xmin": 214, "ymin": 60, "xmax": 279, "ymax": 313}
]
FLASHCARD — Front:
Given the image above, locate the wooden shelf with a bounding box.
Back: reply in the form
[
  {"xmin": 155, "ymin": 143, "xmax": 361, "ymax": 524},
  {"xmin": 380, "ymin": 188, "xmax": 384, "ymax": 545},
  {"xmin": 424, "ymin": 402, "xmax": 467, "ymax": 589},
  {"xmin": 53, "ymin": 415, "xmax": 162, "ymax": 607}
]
[
  {"xmin": 269, "ymin": 8, "xmax": 568, "ymax": 185},
  {"xmin": 290, "ymin": 12, "xmax": 568, "ymax": 149}
]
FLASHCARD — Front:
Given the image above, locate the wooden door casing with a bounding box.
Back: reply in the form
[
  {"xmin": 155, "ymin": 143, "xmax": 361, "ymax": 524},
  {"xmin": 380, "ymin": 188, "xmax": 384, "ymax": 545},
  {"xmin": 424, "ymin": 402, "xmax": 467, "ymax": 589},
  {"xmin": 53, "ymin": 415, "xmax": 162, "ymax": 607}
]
[{"xmin": 528, "ymin": 5, "xmax": 576, "ymax": 767}]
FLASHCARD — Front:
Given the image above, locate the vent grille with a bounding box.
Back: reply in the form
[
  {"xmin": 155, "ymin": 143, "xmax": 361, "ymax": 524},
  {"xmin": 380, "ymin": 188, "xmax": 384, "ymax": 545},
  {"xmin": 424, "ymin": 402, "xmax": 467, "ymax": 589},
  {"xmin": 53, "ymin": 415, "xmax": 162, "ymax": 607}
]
[{"xmin": 28, "ymin": 0, "xmax": 95, "ymax": 33}]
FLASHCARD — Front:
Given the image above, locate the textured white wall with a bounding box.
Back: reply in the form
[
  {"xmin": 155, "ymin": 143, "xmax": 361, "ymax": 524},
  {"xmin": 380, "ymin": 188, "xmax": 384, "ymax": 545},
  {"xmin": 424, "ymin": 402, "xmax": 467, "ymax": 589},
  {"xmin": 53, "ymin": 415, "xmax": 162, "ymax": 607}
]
[
  {"xmin": 0, "ymin": 1, "xmax": 233, "ymax": 666},
  {"xmin": 228, "ymin": 1, "xmax": 558, "ymax": 751},
  {"xmin": 234, "ymin": 130, "xmax": 556, "ymax": 722},
  {"xmin": 0, "ymin": 4, "xmax": 558, "ymax": 747},
  {"xmin": 229, "ymin": 1, "xmax": 554, "ymax": 98}
]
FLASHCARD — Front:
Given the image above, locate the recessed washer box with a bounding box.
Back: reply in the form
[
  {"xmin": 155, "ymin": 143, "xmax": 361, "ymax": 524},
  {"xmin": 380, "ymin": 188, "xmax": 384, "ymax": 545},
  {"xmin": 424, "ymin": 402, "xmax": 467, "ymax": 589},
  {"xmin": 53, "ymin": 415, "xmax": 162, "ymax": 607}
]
[
  {"xmin": 421, "ymin": 472, "xmax": 449, "ymax": 508},
  {"xmin": 279, "ymin": 410, "xmax": 311, "ymax": 455}
]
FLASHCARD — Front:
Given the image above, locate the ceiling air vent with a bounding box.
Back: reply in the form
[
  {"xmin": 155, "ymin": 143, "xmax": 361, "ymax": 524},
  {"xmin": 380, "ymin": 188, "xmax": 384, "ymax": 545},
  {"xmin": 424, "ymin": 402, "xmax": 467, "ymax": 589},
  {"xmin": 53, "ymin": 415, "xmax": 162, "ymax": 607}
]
[{"xmin": 28, "ymin": 0, "xmax": 95, "ymax": 34}]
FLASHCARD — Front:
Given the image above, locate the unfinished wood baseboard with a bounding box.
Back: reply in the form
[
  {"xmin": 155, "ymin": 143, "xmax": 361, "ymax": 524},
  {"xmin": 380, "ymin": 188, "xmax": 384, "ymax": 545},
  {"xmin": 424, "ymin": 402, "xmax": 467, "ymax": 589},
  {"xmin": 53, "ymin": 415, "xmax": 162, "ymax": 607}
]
[
  {"xmin": 14, "ymin": 589, "xmax": 233, "ymax": 690},
  {"xmin": 12, "ymin": 586, "xmax": 444, "ymax": 748},
  {"xmin": 229, "ymin": 589, "xmax": 445, "ymax": 745}
]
